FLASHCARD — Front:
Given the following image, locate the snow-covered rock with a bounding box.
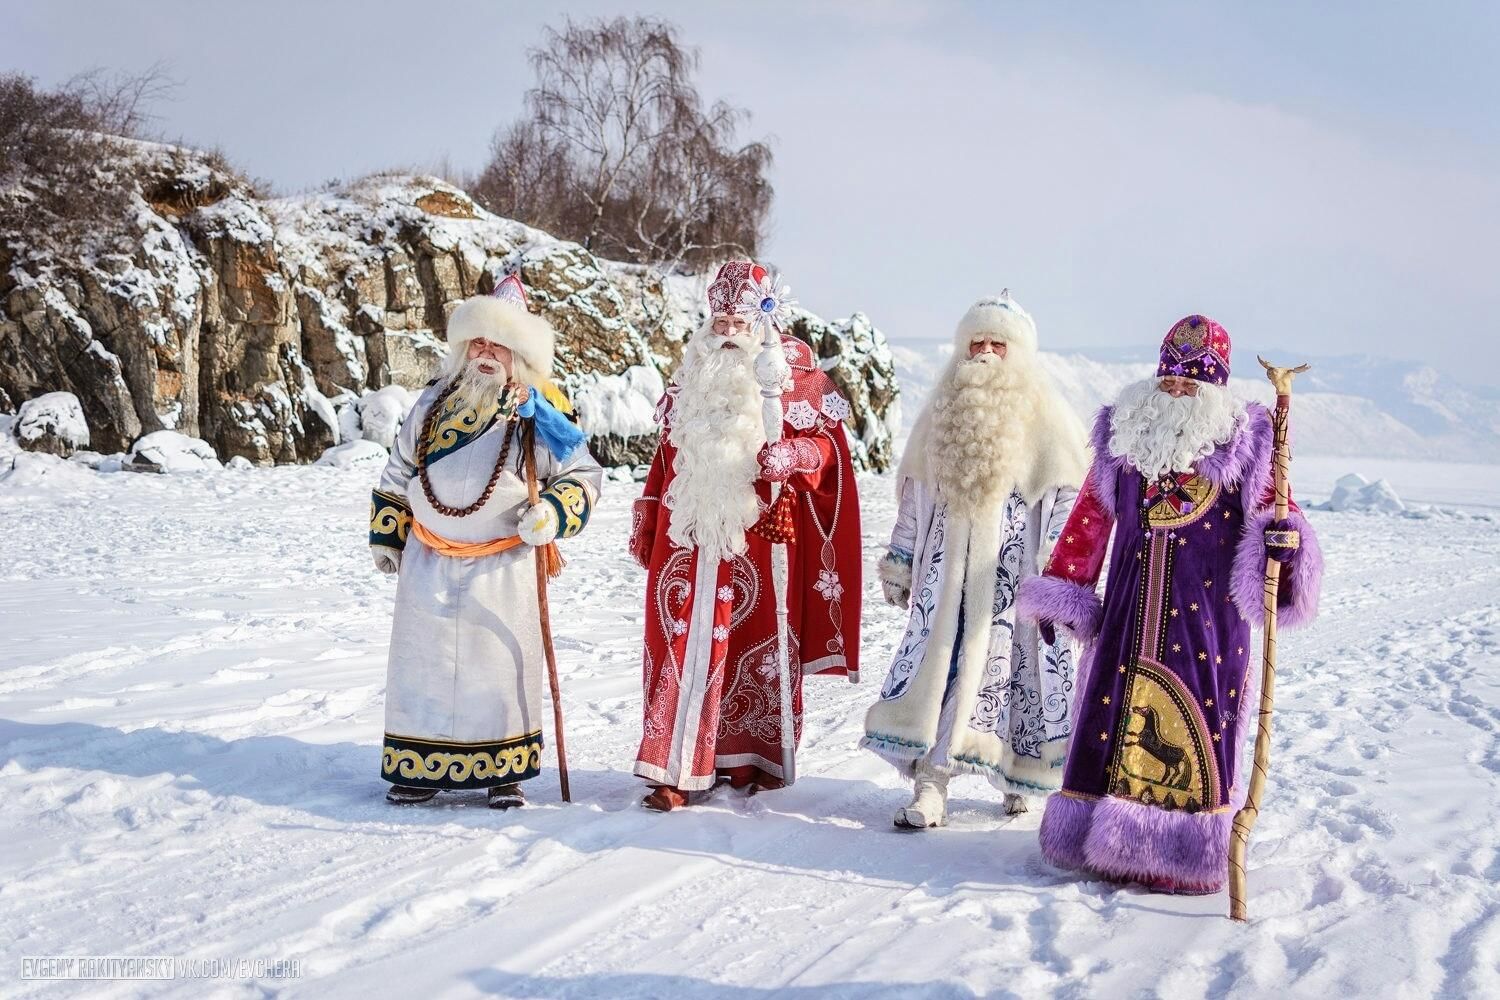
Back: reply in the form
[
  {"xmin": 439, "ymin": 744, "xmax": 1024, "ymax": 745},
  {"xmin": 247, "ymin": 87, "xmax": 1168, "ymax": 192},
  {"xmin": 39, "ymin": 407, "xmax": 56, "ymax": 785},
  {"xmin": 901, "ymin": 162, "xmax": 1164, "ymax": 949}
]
[
  {"xmin": 14, "ymin": 392, "xmax": 90, "ymax": 457},
  {"xmin": 1, "ymin": 141, "xmax": 899, "ymax": 470},
  {"xmin": 315, "ymin": 439, "xmax": 389, "ymax": 469},
  {"xmin": 126, "ymin": 430, "xmax": 222, "ymax": 473},
  {"xmin": 67, "ymin": 450, "xmax": 127, "ymax": 473},
  {"xmin": 1324, "ymin": 473, "xmax": 1407, "ymax": 514},
  {"xmin": 570, "ymin": 365, "xmax": 665, "ymax": 466},
  {"xmin": 353, "ymin": 385, "xmax": 416, "ymax": 450},
  {"xmin": 226, "ymin": 455, "xmax": 254, "ymax": 471},
  {"xmin": 0, "ymin": 451, "xmax": 99, "ymax": 489}
]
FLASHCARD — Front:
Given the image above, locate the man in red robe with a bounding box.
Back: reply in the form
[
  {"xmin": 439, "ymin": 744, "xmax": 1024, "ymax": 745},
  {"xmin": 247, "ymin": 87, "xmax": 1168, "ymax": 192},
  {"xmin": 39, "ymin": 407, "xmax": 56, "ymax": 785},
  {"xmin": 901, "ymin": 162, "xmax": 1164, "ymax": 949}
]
[{"xmin": 628, "ymin": 260, "xmax": 862, "ymax": 811}]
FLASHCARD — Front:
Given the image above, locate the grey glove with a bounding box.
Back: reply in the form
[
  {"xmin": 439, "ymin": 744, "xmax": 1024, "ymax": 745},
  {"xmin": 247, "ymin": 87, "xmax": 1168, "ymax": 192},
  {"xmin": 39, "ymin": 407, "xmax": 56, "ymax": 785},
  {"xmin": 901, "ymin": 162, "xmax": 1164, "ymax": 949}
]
[{"xmin": 372, "ymin": 546, "xmax": 402, "ymax": 575}]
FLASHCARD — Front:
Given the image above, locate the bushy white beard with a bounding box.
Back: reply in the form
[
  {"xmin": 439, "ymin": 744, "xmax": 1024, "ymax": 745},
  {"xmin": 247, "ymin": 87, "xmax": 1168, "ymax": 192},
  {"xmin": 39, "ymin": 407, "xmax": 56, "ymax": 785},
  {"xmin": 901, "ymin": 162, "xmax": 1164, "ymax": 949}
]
[
  {"xmin": 446, "ymin": 356, "xmax": 509, "ymax": 412},
  {"xmin": 929, "ymin": 354, "xmax": 1033, "ymax": 521},
  {"xmin": 1108, "ymin": 379, "xmax": 1244, "ymax": 481},
  {"xmin": 664, "ymin": 327, "xmax": 767, "ymax": 562}
]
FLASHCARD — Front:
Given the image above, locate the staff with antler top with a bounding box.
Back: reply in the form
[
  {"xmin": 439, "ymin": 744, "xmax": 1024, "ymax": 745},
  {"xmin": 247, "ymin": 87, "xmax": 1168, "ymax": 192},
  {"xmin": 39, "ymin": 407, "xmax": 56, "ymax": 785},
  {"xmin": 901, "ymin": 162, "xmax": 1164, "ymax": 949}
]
[
  {"xmin": 1228, "ymin": 357, "xmax": 1310, "ymax": 919},
  {"xmin": 368, "ymin": 267, "xmax": 603, "ymax": 810},
  {"xmin": 1020, "ymin": 315, "xmax": 1325, "ymax": 898}
]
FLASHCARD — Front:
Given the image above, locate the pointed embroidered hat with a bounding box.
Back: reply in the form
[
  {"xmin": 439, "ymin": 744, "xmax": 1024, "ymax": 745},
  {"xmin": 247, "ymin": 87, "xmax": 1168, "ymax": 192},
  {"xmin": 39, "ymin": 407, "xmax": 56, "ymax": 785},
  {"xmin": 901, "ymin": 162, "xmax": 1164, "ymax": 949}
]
[{"xmin": 1157, "ymin": 314, "xmax": 1232, "ymax": 386}]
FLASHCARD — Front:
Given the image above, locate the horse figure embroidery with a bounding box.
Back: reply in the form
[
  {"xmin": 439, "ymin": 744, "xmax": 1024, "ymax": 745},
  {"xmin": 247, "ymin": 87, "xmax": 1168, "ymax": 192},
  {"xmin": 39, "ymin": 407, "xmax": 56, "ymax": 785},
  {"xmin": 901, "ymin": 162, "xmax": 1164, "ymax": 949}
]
[{"xmin": 1124, "ymin": 705, "xmax": 1189, "ymax": 788}]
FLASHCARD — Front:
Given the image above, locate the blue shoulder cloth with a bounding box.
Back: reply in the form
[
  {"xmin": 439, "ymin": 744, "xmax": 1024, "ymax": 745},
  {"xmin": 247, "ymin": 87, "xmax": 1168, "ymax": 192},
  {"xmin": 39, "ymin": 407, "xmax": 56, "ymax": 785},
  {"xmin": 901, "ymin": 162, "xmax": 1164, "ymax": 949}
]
[{"xmin": 518, "ymin": 386, "xmax": 587, "ymax": 460}]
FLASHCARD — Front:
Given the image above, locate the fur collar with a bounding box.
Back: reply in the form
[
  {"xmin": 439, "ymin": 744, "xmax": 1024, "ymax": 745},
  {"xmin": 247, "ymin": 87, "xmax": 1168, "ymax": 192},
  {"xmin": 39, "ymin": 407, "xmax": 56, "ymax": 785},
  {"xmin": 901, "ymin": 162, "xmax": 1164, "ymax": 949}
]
[{"xmin": 1087, "ymin": 401, "xmax": 1273, "ymax": 515}]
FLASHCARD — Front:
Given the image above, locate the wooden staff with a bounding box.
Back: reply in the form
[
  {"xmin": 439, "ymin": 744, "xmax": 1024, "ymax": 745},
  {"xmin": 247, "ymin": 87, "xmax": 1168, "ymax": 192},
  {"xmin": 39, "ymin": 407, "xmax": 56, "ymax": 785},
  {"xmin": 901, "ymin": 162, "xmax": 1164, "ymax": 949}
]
[
  {"xmin": 1228, "ymin": 356, "xmax": 1310, "ymax": 920},
  {"xmin": 523, "ymin": 416, "xmax": 571, "ymax": 803}
]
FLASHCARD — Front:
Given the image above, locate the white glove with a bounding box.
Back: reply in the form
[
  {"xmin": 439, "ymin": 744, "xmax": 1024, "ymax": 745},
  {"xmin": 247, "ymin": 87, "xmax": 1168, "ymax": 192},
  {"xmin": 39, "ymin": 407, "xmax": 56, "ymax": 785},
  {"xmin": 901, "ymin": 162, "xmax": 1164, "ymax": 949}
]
[
  {"xmin": 881, "ymin": 577, "xmax": 910, "ymax": 608},
  {"xmin": 372, "ymin": 546, "xmax": 402, "ymax": 575},
  {"xmin": 518, "ymin": 502, "xmax": 559, "ymax": 546}
]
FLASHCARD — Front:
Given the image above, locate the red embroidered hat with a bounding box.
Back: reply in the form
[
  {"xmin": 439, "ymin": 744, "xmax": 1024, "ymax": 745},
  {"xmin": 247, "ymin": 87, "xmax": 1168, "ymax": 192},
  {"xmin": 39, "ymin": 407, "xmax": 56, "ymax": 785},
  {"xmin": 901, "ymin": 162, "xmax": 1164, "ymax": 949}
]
[
  {"xmin": 1157, "ymin": 314, "xmax": 1232, "ymax": 386},
  {"xmin": 706, "ymin": 260, "xmax": 768, "ymax": 316}
]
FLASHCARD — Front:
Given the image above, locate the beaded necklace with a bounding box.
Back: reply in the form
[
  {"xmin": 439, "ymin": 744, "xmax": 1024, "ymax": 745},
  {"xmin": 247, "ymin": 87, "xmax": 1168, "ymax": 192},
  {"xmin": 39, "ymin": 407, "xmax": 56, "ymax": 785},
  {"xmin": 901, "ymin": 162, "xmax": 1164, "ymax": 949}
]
[{"xmin": 415, "ymin": 382, "xmax": 519, "ymax": 519}]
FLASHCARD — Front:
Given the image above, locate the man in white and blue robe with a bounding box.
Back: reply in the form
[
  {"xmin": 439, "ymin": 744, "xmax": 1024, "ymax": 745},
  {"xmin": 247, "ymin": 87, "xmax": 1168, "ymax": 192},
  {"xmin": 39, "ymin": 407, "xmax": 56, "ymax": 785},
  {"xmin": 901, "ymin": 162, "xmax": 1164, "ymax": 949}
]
[{"xmin": 864, "ymin": 293, "xmax": 1088, "ymax": 828}]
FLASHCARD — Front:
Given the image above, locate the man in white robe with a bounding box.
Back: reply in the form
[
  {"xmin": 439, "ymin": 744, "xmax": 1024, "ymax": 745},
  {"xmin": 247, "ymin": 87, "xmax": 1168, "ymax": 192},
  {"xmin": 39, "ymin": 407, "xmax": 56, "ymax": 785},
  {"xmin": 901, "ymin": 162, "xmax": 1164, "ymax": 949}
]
[
  {"xmin": 864, "ymin": 292, "xmax": 1089, "ymax": 828},
  {"xmin": 369, "ymin": 272, "xmax": 603, "ymax": 808}
]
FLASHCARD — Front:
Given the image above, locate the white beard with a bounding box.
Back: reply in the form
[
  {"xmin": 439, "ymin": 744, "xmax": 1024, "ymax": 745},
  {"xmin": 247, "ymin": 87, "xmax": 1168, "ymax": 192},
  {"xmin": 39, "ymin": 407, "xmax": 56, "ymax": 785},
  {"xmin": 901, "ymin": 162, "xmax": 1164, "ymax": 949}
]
[
  {"xmin": 664, "ymin": 325, "xmax": 767, "ymax": 563},
  {"xmin": 928, "ymin": 354, "xmax": 1034, "ymax": 522},
  {"xmin": 446, "ymin": 357, "xmax": 509, "ymax": 413},
  {"xmin": 1108, "ymin": 378, "xmax": 1245, "ymax": 481}
]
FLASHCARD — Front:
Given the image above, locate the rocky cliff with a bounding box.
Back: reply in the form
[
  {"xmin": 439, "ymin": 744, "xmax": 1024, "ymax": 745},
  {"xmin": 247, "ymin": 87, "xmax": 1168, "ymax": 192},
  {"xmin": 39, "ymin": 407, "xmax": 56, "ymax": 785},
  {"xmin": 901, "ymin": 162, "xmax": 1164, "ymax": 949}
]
[{"xmin": 0, "ymin": 140, "xmax": 898, "ymax": 470}]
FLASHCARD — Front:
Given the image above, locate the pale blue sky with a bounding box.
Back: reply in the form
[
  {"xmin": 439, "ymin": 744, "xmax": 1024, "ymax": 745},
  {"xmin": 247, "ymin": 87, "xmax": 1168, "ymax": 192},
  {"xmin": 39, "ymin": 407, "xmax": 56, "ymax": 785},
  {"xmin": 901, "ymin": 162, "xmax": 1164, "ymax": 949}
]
[{"xmin": 5, "ymin": 1, "xmax": 1498, "ymax": 383}]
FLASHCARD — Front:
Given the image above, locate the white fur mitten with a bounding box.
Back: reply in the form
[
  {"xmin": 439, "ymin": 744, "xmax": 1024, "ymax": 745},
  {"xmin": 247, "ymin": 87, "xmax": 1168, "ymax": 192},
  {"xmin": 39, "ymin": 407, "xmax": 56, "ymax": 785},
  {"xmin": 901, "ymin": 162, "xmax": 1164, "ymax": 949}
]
[
  {"xmin": 518, "ymin": 502, "xmax": 559, "ymax": 546},
  {"xmin": 372, "ymin": 546, "xmax": 402, "ymax": 575}
]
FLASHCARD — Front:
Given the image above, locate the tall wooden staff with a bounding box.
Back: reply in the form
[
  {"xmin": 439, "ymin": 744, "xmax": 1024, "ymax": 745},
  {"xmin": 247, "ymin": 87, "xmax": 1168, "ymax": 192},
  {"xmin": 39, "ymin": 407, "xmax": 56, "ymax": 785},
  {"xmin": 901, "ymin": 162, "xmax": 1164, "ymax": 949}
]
[
  {"xmin": 1228, "ymin": 356, "xmax": 1309, "ymax": 919},
  {"xmin": 523, "ymin": 417, "xmax": 571, "ymax": 802}
]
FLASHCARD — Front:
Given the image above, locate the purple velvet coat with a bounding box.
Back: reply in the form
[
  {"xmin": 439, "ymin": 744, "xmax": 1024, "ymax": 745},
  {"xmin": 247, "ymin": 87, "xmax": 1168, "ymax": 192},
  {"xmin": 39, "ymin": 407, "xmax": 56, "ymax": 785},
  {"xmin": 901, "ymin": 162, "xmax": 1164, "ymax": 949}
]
[{"xmin": 1018, "ymin": 402, "xmax": 1323, "ymax": 889}]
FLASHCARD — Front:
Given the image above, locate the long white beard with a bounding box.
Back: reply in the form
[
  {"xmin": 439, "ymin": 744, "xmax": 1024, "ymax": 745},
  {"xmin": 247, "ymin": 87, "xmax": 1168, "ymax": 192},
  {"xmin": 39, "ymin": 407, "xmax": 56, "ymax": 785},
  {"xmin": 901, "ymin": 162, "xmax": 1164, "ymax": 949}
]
[
  {"xmin": 929, "ymin": 354, "xmax": 1034, "ymax": 521},
  {"xmin": 1108, "ymin": 378, "xmax": 1245, "ymax": 481},
  {"xmin": 447, "ymin": 357, "xmax": 509, "ymax": 413},
  {"xmin": 664, "ymin": 328, "xmax": 767, "ymax": 562}
]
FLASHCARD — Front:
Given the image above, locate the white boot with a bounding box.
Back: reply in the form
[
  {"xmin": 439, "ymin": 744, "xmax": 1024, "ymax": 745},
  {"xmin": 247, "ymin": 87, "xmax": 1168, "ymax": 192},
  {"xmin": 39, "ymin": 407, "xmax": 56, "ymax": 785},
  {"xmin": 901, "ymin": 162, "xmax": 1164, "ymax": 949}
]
[
  {"xmin": 894, "ymin": 763, "xmax": 950, "ymax": 830},
  {"xmin": 1003, "ymin": 792, "xmax": 1029, "ymax": 816}
]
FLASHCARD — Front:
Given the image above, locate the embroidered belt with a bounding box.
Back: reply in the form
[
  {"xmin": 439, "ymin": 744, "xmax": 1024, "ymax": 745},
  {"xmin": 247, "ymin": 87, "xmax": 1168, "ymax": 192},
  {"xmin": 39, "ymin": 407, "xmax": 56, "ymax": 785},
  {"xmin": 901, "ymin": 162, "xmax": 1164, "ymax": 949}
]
[{"xmin": 411, "ymin": 521, "xmax": 524, "ymax": 558}]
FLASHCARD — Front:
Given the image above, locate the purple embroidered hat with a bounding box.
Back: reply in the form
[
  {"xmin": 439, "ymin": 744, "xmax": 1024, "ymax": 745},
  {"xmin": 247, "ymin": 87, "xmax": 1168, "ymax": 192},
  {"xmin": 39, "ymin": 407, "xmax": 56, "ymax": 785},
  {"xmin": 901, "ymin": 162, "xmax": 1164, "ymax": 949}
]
[{"xmin": 1157, "ymin": 314, "xmax": 1232, "ymax": 386}]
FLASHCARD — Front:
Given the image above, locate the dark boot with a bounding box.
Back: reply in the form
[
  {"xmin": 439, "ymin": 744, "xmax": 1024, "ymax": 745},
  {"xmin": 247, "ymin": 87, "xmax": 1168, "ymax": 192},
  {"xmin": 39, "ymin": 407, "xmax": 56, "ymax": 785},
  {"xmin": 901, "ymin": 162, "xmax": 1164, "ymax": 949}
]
[
  {"xmin": 488, "ymin": 783, "xmax": 525, "ymax": 810},
  {"xmin": 386, "ymin": 784, "xmax": 439, "ymax": 805}
]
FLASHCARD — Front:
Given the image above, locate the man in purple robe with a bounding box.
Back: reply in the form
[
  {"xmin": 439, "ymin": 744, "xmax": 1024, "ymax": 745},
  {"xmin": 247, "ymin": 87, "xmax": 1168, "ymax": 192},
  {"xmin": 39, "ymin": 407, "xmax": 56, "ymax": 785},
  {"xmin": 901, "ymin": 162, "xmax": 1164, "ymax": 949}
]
[{"xmin": 1018, "ymin": 315, "xmax": 1324, "ymax": 895}]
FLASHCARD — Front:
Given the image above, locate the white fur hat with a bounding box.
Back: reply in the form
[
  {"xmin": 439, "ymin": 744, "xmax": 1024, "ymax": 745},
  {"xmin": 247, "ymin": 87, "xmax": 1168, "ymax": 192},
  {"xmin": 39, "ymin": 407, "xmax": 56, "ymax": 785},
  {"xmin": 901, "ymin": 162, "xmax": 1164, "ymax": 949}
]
[
  {"xmin": 445, "ymin": 273, "xmax": 556, "ymax": 384},
  {"xmin": 955, "ymin": 290, "xmax": 1038, "ymax": 359}
]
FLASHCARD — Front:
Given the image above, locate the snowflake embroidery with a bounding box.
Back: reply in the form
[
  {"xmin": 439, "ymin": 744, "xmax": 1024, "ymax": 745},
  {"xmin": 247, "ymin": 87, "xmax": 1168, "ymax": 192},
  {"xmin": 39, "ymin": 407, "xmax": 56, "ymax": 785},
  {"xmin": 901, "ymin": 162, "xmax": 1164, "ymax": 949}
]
[
  {"xmin": 671, "ymin": 618, "xmax": 688, "ymax": 636},
  {"xmin": 784, "ymin": 399, "xmax": 818, "ymax": 430},
  {"xmin": 717, "ymin": 585, "xmax": 735, "ymax": 602},
  {"xmin": 820, "ymin": 392, "xmax": 850, "ymax": 423},
  {"xmin": 814, "ymin": 568, "xmax": 843, "ymax": 602},
  {"xmin": 762, "ymin": 441, "xmax": 795, "ymax": 476},
  {"xmin": 712, "ymin": 624, "xmax": 730, "ymax": 643}
]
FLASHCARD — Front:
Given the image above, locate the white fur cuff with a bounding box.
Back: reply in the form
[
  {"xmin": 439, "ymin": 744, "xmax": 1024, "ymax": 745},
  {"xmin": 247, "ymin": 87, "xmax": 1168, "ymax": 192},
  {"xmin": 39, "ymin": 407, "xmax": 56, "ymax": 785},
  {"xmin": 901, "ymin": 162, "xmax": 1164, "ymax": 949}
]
[{"xmin": 879, "ymin": 549, "xmax": 913, "ymax": 592}]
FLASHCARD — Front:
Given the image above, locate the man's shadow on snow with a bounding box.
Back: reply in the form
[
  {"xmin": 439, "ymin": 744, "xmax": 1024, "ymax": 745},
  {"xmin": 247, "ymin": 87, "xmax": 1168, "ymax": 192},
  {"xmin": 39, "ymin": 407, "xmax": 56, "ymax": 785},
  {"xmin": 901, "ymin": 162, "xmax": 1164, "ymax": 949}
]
[{"xmin": 0, "ymin": 718, "xmax": 1069, "ymax": 896}]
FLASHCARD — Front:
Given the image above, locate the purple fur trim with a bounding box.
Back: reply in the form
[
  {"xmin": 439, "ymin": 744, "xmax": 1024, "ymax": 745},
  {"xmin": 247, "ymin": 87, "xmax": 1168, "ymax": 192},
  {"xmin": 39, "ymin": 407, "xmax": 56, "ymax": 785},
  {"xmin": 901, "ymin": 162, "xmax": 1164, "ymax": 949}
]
[
  {"xmin": 1039, "ymin": 793, "xmax": 1095, "ymax": 871},
  {"xmin": 1018, "ymin": 575, "xmax": 1103, "ymax": 643},
  {"xmin": 1197, "ymin": 402, "xmax": 1273, "ymax": 501},
  {"xmin": 1088, "ymin": 408, "xmax": 1122, "ymax": 515},
  {"xmin": 1080, "ymin": 796, "xmax": 1232, "ymax": 888},
  {"xmin": 1091, "ymin": 401, "xmax": 1273, "ymax": 505},
  {"xmin": 1231, "ymin": 507, "xmax": 1323, "ymax": 629}
]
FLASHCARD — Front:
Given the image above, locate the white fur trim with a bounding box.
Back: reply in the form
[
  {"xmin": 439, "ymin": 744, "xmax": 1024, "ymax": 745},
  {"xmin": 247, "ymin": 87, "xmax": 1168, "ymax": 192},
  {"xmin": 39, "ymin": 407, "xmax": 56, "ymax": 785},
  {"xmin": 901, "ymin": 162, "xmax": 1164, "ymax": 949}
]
[
  {"xmin": 446, "ymin": 296, "xmax": 556, "ymax": 383},
  {"xmin": 878, "ymin": 550, "xmax": 913, "ymax": 592},
  {"xmin": 956, "ymin": 295, "xmax": 1038, "ymax": 359}
]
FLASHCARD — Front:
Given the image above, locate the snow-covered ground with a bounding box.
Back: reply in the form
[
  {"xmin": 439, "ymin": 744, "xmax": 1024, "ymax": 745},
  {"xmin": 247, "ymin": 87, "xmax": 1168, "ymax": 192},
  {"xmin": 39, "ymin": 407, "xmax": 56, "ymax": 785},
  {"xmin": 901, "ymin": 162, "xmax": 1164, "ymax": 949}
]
[{"xmin": 3, "ymin": 457, "xmax": 1500, "ymax": 998}]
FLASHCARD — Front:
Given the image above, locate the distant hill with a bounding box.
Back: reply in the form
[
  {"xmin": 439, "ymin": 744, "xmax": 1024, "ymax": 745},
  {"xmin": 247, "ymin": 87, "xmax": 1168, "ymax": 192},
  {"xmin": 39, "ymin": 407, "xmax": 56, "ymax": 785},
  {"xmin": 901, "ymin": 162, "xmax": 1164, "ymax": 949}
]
[{"xmin": 889, "ymin": 339, "xmax": 1500, "ymax": 462}]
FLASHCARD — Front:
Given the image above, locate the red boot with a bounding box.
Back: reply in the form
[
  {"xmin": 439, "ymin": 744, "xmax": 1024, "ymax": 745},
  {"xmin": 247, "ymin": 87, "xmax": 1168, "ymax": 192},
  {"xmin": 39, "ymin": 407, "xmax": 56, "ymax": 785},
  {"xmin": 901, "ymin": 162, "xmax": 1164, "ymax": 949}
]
[{"xmin": 642, "ymin": 785, "xmax": 690, "ymax": 812}]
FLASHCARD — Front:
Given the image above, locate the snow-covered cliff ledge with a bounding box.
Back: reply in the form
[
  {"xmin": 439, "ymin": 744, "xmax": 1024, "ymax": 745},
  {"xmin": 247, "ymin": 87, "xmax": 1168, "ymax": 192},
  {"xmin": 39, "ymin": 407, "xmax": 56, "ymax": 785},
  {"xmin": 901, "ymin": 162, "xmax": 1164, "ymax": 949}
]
[{"xmin": 0, "ymin": 141, "xmax": 899, "ymax": 470}]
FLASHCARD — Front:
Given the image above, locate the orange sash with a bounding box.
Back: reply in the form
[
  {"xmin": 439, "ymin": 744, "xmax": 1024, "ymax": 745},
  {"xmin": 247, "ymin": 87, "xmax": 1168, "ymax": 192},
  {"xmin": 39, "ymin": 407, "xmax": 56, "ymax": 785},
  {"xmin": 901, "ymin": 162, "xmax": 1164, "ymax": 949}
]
[
  {"xmin": 411, "ymin": 522, "xmax": 524, "ymax": 558},
  {"xmin": 411, "ymin": 521, "xmax": 565, "ymax": 577}
]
